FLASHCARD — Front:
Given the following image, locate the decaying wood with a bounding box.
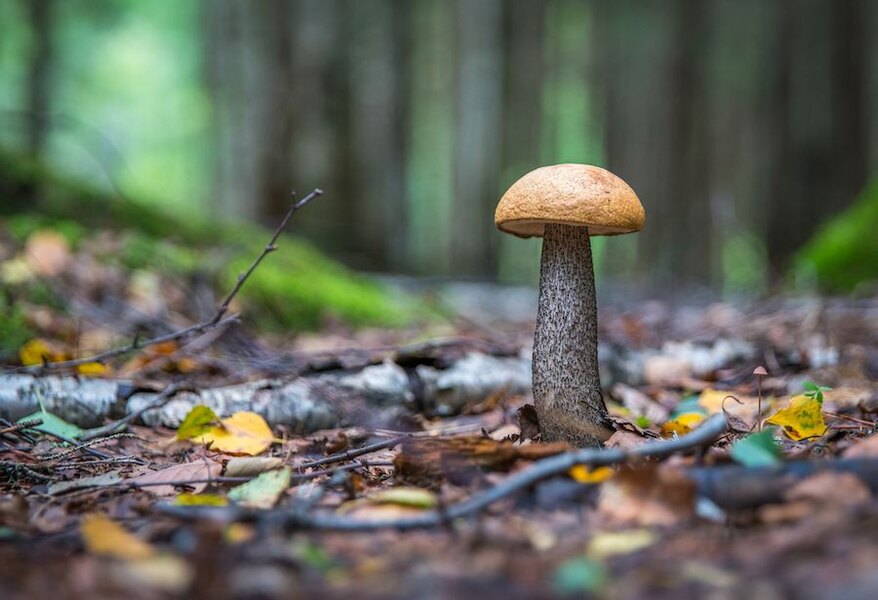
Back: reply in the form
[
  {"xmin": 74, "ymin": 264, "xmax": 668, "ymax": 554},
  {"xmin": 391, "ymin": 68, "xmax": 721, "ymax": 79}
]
[{"xmin": 0, "ymin": 351, "xmax": 532, "ymax": 432}]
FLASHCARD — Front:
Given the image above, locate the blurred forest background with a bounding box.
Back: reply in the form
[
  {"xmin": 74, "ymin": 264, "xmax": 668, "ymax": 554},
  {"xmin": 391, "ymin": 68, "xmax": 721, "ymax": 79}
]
[{"xmin": 1, "ymin": 0, "xmax": 877, "ymax": 296}]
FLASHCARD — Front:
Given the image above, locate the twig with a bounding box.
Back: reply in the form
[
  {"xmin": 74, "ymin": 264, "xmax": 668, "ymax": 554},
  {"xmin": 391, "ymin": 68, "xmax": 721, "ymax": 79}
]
[
  {"xmin": 8, "ymin": 189, "xmax": 323, "ymax": 373},
  {"xmin": 0, "ymin": 418, "xmax": 43, "ymax": 437},
  {"xmin": 78, "ymin": 382, "xmax": 185, "ymax": 441},
  {"xmin": 156, "ymin": 414, "xmax": 728, "ymax": 531},
  {"xmin": 297, "ymin": 435, "xmax": 411, "ymax": 471}
]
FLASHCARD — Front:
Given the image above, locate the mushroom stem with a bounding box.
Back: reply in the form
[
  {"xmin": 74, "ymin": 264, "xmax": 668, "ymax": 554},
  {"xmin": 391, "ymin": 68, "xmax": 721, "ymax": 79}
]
[{"xmin": 533, "ymin": 223, "xmax": 612, "ymax": 447}]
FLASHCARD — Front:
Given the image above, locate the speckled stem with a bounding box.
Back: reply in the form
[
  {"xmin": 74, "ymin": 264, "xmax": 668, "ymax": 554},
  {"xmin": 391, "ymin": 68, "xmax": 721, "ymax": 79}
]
[{"xmin": 532, "ymin": 223, "xmax": 612, "ymax": 447}]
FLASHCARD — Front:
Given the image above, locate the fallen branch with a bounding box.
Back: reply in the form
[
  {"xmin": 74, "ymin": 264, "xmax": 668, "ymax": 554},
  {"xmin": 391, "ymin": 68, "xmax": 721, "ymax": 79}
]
[
  {"xmin": 156, "ymin": 413, "xmax": 728, "ymax": 531},
  {"xmin": 78, "ymin": 382, "xmax": 185, "ymax": 442},
  {"xmin": 7, "ymin": 188, "xmax": 323, "ymax": 374}
]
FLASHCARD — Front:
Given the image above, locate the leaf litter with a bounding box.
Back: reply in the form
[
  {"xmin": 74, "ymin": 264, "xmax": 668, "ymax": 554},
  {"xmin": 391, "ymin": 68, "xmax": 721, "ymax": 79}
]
[{"xmin": 2, "ymin": 216, "xmax": 878, "ymax": 597}]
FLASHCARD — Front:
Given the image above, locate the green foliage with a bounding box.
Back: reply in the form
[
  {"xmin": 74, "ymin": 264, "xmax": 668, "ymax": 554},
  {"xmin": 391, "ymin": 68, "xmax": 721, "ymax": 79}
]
[
  {"xmin": 552, "ymin": 557, "xmax": 606, "ymax": 596},
  {"xmin": 802, "ymin": 382, "xmax": 830, "ymax": 406},
  {"xmin": 730, "ymin": 429, "xmax": 782, "ymax": 468},
  {"xmin": 0, "ymin": 298, "xmax": 34, "ymax": 360},
  {"xmin": 18, "ymin": 409, "xmax": 85, "ymax": 441},
  {"xmin": 793, "ymin": 180, "xmax": 878, "ymax": 291}
]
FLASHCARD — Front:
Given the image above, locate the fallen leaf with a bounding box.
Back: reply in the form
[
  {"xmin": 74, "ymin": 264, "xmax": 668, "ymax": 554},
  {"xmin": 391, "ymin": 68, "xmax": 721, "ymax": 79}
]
[
  {"xmin": 228, "ymin": 468, "xmax": 292, "ymax": 509},
  {"xmin": 569, "ymin": 465, "xmax": 614, "ymax": 484},
  {"xmin": 75, "ymin": 361, "xmax": 111, "ymax": 377},
  {"xmin": 176, "ymin": 405, "xmax": 219, "ymax": 440},
  {"xmin": 117, "ymin": 554, "xmax": 193, "ymax": 593},
  {"xmin": 225, "ymin": 456, "xmax": 285, "ymax": 478},
  {"xmin": 365, "ymin": 487, "xmax": 438, "ymax": 509},
  {"xmin": 597, "ymin": 464, "xmax": 696, "ymax": 526},
  {"xmin": 80, "ymin": 514, "xmax": 154, "ymax": 560},
  {"xmin": 698, "ymin": 388, "xmax": 761, "ymax": 423},
  {"xmin": 49, "ymin": 472, "xmax": 123, "ymax": 496},
  {"xmin": 660, "ymin": 412, "xmax": 705, "ymax": 438},
  {"xmin": 200, "ymin": 411, "xmax": 276, "ymax": 455},
  {"xmin": 587, "ymin": 529, "xmax": 658, "ymax": 559},
  {"xmin": 784, "ymin": 471, "xmax": 872, "ymax": 508},
  {"xmin": 19, "ymin": 409, "xmax": 84, "ymax": 441},
  {"xmin": 552, "ymin": 557, "xmax": 606, "ymax": 596},
  {"xmin": 127, "ymin": 460, "xmax": 222, "ymax": 496},
  {"xmin": 18, "ymin": 338, "xmax": 67, "ymax": 366},
  {"xmin": 174, "ymin": 493, "xmax": 228, "ymax": 507},
  {"xmin": 24, "ymin": 230, "xmax": 70, "ymax": 277},
  {"xmin": 843, "ymin": 434, "xmax": 878, "ymax": 458},
  {"xmin": 765, "ymin": 395, "xmax": 828, "ymax": 441},
  {"xmin": 730, "ymin": 430, "xmax": 782, "ymax": 467}
]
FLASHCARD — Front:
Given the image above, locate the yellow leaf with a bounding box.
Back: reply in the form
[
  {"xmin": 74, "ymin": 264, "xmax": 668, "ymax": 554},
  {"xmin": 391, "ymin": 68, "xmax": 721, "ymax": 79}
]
[
  {"xmin": 199, "ymin": 411, "xmax": 275, "ymax": 455},
  {"xmin": 80, "ymin": 514, "xmax": 154, "ymax": 560},
  {"xmin": 174, "ymin": 493, "xmax": 228, "ymax": 507},
  {"xmin": 660, "ymin": 412, "xmax": 705, "ymax": 438},
  {"xmin": 569, "ymin": 465, "xmax": 614, "ymax": 484},
  {"xmin": 19, "ymin": 338, "xmax": 66, "ymax": 366},
  {"xmin": 75, "ymin": 362, "xmax": 111, "ymax": 377},
  {"xmin": 588, "ymin": 529, "xmax": 658, "ymax": 559},
  {"xmin": 698, "ymin": 388, "xmax": 762, "ymax": 422},
  {"xmin": 765, "ymin": 395, "xmax": 828, "ymax": 441}
]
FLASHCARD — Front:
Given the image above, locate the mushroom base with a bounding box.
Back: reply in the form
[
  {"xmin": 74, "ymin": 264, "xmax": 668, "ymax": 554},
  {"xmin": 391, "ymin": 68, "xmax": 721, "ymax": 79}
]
[{"xmin": 532, "ymin": 223, "xmax": 612, "ymax": 447}]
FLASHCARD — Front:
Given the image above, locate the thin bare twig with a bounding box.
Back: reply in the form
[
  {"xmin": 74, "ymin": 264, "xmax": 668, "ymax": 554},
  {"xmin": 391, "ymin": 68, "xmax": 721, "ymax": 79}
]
[
  {"xmin": 78, "ymin": 382, "xmax": 186, "ymax": 441},
  {"xmin": 157, "ymin": 414, "xmax": 728, "ymax": 531},
  {"xmin": 8, "ymin": 189, "xmax": 323, "ymax": 374},
  {"xmin": 297, "ymin": 435, "xmax": 411, "ymax": 471}
]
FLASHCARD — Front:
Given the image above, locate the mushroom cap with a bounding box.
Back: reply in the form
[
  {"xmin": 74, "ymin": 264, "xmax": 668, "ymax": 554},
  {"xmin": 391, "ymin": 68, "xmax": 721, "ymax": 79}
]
[{"xmin": 495, "ymin": 164, "xmax": 645, "ymax": 238}]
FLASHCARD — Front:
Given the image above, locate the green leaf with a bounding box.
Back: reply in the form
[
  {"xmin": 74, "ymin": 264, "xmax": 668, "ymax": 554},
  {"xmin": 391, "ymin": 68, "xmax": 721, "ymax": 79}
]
[
  {"xmin": 18, "ymin": 410, "xmax": 84, "ymax": 440},
  {"xmin": 176, "ymin": 405, "xmax": 219, "ymax": 440},
  {"xmin": 552, "ymin": 557, "xmax": 606, "ymax": 596},
  {"xmin": 228, "ymin": 468, "xmax": 291, "ymax": 509},
  {"xmin": 670, "ymin": 396, "xmax": 707, "ymax": 418},
  {"xmin": 730, "ymin": 430, "xmax": 782, "ymax": 467}
]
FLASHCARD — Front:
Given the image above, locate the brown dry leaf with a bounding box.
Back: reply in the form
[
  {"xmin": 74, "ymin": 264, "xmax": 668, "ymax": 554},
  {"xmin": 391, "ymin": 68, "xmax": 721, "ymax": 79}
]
[
  {"xmin": 784, "ymin": 471, "xmax": 872, "ymax": 508},
  {"xmin": 597, "ymin": 464, "xmax": 696, "ymax": 526},
  {"xmin": 611, "ymin": 383, "xmax": 669, "ymax": 424},
  {"xmin": 821, "ymin": 386, "xmax": 876, "ymax": 411},
  {"xmin": 394, "ymin": 436, "xmax": 569, "ymax": 488},
  {"xmin": 225, "ymin": 457, "xmax": 285, "ymax": 477},
  {"xmin": 200, "ymin": 411, "xmax": 276, "ymax": 456},
  {"xmin": 80, "ymin": 514, "xmax": 154, "ymax": 560},
  {"xmin": 643, "ymin": 355, "xmax": 693, "ymax": 386},
  {"xmin": 843, "ymin": 434, "xmax": 878, "ymax": 458},
  {"xmin": 127, "ymin": 460, "xmax": 222, "ymax": 496},
  {"xmin": 605, "ymin": 429, "xmax": 651, "ymax": 451},
  {"xmin": 24, "ymin": 230, "xmax": 71, "ymax": 277}
]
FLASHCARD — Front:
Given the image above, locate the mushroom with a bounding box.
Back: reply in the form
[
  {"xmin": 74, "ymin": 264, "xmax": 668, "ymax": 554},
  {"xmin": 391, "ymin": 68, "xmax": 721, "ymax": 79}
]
[{"xmin": 495, "ymin": 164, "xmax": 645, "ymax": 447}]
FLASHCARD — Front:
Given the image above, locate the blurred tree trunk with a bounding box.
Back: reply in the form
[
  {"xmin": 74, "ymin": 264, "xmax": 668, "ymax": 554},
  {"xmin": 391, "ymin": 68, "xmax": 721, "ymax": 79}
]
[
  {"xmin": 287, "ymin": 0, "xmax": 348, "ymax": 253},
  {"xmin": 406, "ymin": 0, "xmax": 455, "ymax": 275},
  {"xmin": 766, "ymin": 0, "xmax": 867, "ymax": 274},
  {"xmin": 345, "ymin": 0, "xmax": 409, "ymax": 271},
  {"xmin": 452, "ymin": 0, "xmax": 503, "ymax": 277},
  {"xmin": 496, "ymin": 0, "xmax": 547, "ymax": 282},
  {"xmin": 24, "ymin": 0, "xmax": 55, "ymax": 160},
  {"xmin": 203, "ymin": 0, "xmax": 295, "ymax": 221}
]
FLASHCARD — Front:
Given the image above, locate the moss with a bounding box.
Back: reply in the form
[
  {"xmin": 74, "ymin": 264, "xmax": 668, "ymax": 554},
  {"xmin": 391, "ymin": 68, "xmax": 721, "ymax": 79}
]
[
  {"xmin": 0, "ymin": 148, "xmax": 428, "ymax": 330},
  {"xmin": 793, "ymin": 180, "xmax": 878, "ymax": 291},
  {"xmin": 0, "ymin": 298, "xmax": 34, "ymax": 360}
]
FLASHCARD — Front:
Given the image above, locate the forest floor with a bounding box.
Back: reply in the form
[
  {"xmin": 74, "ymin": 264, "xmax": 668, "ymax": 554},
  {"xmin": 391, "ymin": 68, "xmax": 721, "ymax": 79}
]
[{"xmin": 2, "ymin": 223, "xmax": 878, "ymax": 599}]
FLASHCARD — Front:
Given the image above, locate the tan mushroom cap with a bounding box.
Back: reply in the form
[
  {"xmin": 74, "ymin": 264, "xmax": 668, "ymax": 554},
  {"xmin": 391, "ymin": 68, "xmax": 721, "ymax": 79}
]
[{"xmin": 495, "ymin": 164, "xmax": 645, "ymax": 238}]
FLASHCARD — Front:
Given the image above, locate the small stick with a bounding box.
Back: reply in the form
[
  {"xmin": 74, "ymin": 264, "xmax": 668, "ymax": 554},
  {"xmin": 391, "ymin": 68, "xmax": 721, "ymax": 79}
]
[
  {"xmin": 157, "ymin": 414, "xmax": 728, "ymax": 531},
  {"xmin": 0, "ymin": 418, "xmax": 43, "ymax": 437},
  {"xmin": 297, "ymin": 435, "xmax": 411, "ymax": 471},
  {"xmin": 78, "ymin": 382, "xmax": 185, "ymax": 442},
  {"xmin": 8, "ymin": 189, "xmax": 323, "ymax": 374}
]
